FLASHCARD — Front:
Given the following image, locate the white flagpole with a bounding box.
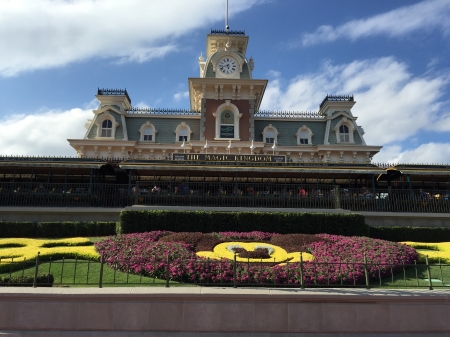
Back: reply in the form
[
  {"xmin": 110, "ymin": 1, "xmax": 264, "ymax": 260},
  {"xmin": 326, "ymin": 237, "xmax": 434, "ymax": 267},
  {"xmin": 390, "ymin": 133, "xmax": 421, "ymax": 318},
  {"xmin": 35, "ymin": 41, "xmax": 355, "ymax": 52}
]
[{"xmin": 272, "ymin": 141, "xmax": 277, "ymax": 155}]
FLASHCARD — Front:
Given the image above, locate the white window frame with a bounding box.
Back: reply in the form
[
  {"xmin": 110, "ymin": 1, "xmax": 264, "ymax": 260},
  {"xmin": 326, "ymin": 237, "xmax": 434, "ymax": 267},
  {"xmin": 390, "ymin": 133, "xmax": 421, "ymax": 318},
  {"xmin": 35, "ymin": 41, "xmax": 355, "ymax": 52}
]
[
  {"xmin": 262, "ymin": 124, "xmax": 279, "ymax": 144},
  {"xmin": 295, "ymin": 125, "xmax": 313, "ymax": 145},
  {"xmin": 139, "ymin": 122, "xmax": 157, "ymax": 142},
  {"xmin": 95, "ymin": 112, "xmax": 119, "ymax": 139},
  {"xmin": 333, "ymin": 117, "xmax": 355, "ymax": 144},
  {"xmin": 174, "ymin": 122, "xmax": 192, "ymax": 143},
  {"xmin": 213, "ymin": 100, "xmax": 242, "ymax": 140}
]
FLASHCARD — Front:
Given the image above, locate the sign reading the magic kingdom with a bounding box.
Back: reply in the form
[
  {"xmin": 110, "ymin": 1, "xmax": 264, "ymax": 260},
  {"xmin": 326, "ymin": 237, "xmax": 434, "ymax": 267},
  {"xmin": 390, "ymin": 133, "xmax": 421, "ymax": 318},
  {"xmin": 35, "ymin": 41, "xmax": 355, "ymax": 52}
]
[{"xmin": 172, "ymin": 153, "xmax": 286, "ymax": 163}]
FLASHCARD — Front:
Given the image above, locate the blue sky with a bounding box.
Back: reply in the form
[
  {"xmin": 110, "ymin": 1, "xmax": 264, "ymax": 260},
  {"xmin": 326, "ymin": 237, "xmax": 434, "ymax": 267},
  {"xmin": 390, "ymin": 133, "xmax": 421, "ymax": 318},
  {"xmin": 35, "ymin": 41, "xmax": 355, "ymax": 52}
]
[{"xmin": 0, "ymin": 0, "xmax": 449, "ymax": 163}]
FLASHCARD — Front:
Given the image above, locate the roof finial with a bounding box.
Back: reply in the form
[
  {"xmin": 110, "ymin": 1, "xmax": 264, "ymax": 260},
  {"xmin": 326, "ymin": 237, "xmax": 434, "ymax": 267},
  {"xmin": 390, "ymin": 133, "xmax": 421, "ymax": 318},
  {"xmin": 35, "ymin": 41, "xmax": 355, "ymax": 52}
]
[{"xmin": 225, "ymin": 0, "xmax": 229, "ymax": 33}]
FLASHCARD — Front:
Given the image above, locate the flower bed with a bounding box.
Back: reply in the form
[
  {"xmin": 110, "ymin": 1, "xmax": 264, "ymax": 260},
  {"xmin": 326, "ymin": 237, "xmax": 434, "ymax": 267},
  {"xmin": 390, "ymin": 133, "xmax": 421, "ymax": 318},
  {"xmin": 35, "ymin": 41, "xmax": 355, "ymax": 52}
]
[
  {"xmin": 95, "ymin": 231, "xmax": 418, "ymax": 285},
  {"xmin": 403, "ymin": 241, "xmax": 450, "ymax": 264},
  {"xmin": 0, "ymin": 237, "xmax": 99, "ymax": 273}
]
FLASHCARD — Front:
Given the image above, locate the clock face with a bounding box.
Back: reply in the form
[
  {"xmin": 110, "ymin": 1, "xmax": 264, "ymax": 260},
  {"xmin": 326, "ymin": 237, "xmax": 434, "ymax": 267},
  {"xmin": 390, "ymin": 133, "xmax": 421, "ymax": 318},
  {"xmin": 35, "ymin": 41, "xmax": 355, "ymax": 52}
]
[{"xmin": 218, "ymin": 57, "xmax": 237, "ymax": 74}]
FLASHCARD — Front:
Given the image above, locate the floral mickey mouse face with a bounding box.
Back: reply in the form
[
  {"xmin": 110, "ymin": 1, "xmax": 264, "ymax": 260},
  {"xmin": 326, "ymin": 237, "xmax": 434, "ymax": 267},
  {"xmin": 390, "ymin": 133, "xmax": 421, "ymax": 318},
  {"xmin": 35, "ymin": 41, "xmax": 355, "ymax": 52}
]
[{"xmin": 197, "ymin": 241, "xmax": 314, "ymax": 263}]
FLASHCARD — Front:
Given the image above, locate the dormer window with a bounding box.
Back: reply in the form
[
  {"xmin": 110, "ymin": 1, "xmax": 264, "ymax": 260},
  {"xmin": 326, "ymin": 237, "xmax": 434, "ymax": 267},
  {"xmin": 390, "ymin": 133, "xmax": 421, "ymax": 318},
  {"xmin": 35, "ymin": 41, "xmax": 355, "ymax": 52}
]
[
  {"xmin": 95, "ymin": 112, "xmax": 119, "ymax": 139},
  {"xmin": 333, "ymin": 117, "xmax": 355, "ymax": 143},
  {"xmin": 299, "ymin": 131, "xmax": 309, "ymax": 144},
  {"xmin": 101, "ymin": 120, "xmax": 112, "ymax": 137},
  {"xmin": 179, "ymin": 129, "xmax": 188, "ymax": 142},
  {"xmin": 139, "ymin": 122, "xmax": 157, "ymax": 142},
  {"xmin": 339, "ymin": 125, "xmax": 350, "ymax": 142},
  {"xmin": 175, "ymin": 122, "xmax": 192, "ymax": 142},
  {"xmin": 265, "ymin": 130, "xmax": 275, "ymax": 144},
  {"xmin": 262, "ymin": 125, "xmax": 278, "ymax": 144},
  {"xmin": 144, "ymin": 128, "xmax": 153, "ymax": 141},
  {"xmin": 296, "ymin": 126, "xmax": 313, "ymax": 145}
]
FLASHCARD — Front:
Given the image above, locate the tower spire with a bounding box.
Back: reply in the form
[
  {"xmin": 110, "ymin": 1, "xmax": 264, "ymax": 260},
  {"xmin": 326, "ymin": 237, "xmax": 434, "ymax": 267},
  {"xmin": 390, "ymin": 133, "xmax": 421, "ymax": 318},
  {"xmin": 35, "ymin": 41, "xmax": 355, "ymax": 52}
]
[{"xmin": 225, "ymin": 0, "xmax": 229, "ymax": 33}]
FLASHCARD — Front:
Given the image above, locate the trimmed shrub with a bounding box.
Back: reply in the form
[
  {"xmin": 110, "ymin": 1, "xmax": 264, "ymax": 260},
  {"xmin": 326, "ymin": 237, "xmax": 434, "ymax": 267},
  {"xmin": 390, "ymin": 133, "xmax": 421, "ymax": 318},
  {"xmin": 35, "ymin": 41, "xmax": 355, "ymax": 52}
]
[
  {"xmin": 37, "ymin": 221, "xmax": 117, "ymax": 238},
  {"xmin": 0, "ymin": 221, "xmax": 117, "ymax": 238},
  {"xmin": 118, "ymin": 210, "xmax": 369, "ymax": 236},
  {"xmin": 0, "ymin": 221, "xmax": 37, "ymax": 238},
  {"xmin": 370, "ymin": 226, "xmax": 450, "ymax": 243}
]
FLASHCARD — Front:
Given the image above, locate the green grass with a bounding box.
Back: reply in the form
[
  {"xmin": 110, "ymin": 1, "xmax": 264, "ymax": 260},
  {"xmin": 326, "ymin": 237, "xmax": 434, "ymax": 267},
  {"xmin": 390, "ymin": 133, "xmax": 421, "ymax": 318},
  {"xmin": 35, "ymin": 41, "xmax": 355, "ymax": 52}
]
[
  {"xmin": 0, "ymin": 259, "xmax": 194, "ymax": 287},
  {"xmin": 368, "ymin": 263, "xmax": 450, "ymax": 288}
]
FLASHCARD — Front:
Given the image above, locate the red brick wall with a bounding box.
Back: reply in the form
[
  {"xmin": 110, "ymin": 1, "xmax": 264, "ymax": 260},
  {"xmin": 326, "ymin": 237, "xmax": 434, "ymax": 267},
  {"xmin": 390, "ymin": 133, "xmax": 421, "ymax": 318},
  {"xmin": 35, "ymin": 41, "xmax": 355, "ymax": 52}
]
[{"xmin": 204, "ymin": 99, "xmax": 250, "ymax": 141}]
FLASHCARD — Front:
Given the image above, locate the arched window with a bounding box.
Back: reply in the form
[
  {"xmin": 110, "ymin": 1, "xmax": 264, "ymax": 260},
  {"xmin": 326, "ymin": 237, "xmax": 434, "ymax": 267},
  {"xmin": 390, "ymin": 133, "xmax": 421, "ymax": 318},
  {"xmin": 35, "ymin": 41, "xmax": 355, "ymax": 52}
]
[
  {"xmin": 143, "ymin": 128, "xmax": 153, "ymax": 141},
  {"xmin": 262, "ymin": 125, "xmax": 278, "ymax": 144},
  {"xmin": 139, "ymin": 122, "xmax": 157, "ymax": 142},
  {"xmin": 296, "ymin": 126, "xmax": 313, "ymax": 145},
  {"xmin": 333, "ymin": 117, "xmax": 355, "ymax": 143},
  {"xmin": 265, "ymin": 130, "xmax": 275, "ymax": 144},
  {"xmin": 179, "ymin": 128, "xmax": 188, "ymax": 142},
  {"xmin": 213, "ymin": 101, "xmax": 242, "ymax": 140},
  {"xmin": 95, "ymin": 112, "xmax": 119, "ymax": 139},
  {"xmin": 175, "ymin": 122, "xmax": 192, "ymax": 142},
  {"xmin": 220, "ymin": 110, "xmax": 234, "ymax": 138},
  {"xmin": 339, "ymin": 125, "xmax": 350, "ymax": 142},
  {"xmin": 299, "ymin": 131, "xmax": 309, "ymax": 144},
  {"xmin": 101, "ymin": 120, "xmax": 112, "ymax": 137}
]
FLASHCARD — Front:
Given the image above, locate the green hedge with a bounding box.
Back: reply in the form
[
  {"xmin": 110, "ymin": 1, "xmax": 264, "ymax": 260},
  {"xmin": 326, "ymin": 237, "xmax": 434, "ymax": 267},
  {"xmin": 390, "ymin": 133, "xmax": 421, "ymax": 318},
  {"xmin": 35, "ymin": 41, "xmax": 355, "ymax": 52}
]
[
  {"xmin": 118, "ymin": 210, "xmax": 369, "ymax": 236},
  {"xmin": 0, "ymin": 221, "xmax": 117, "ymax": 238},
  {"xmin": 0, "ymin": 221, "xmax": 37, "ymax": 238},
  {"xmin": 369, "ymin": 226, "xmax": 450, "ymax": 242},
  {"xmin": 0, "ymin": 274, "xmax": 54, "ymax": 287}
]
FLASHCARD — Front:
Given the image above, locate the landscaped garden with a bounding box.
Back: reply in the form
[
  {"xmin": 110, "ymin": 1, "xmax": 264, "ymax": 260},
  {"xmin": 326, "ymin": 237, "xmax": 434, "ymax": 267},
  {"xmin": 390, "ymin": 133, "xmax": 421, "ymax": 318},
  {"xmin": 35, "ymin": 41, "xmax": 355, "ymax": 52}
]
[{"xmin": 1, "ymin": 211, "xmax": 450, "ymax": 287}]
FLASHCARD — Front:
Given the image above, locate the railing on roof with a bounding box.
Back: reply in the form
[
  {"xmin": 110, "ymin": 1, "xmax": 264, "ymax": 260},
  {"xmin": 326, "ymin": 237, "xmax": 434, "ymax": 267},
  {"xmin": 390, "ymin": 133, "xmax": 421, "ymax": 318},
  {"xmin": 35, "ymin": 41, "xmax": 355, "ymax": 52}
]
[
  {"xmin": 254, "ymin": 110, "xmax": 324, "ymax": 119},
  {"xmin": 374, "ymin": 162, "xmax": 450, "ymax": 169},
  {"xmin": 0, "ymin": 156, "xmax": 105, "ymax": 162},
  {"xmin": 210, "ymin": 29, "xmax": 245, "ymax": 36},
  {"xmin": 126, "ymin": 107, "xmax": 200, "ymax": 115},
  {"xmin": 97, "ymin": 88, "xmax": 131, "ymax": 103},
  {"xmin": 319, "ymin": 95, "xmax": 354, "ymax": 109}
]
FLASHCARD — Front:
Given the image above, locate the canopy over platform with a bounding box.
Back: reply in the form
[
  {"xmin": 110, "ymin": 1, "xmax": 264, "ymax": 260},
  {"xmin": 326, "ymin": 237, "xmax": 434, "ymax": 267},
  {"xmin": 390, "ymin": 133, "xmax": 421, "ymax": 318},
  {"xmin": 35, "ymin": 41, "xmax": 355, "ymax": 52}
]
[
  {"xmin": 0, "ymin": 157, "xmax": 109, "ymax": 169},
  {"xmin": 119, "ymin": 159, "xmax": 385, "ymax": 176}
]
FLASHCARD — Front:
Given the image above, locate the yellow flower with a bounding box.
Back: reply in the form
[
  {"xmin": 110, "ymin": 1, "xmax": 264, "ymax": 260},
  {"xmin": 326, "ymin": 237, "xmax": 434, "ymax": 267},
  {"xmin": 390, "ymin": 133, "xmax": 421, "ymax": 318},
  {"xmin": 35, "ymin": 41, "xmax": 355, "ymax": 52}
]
[
  {"xmin": 197, "ymin": 241, "xmax": 314, "ymax": 263},
  {"xmin": 402, "ymin": 241, "xmax": 450, "ymax": 264},
  {"xmin": 0, "ymin": 238, "xmax": 100, "ymax": 263}
]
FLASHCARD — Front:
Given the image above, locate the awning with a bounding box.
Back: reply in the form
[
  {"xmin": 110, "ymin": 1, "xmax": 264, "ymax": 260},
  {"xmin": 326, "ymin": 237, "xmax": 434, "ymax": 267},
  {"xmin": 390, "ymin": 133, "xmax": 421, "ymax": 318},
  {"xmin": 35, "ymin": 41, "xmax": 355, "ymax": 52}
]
[{"xmin": 0, "ymin": 157, "xmax": 108, "ymax": 169}]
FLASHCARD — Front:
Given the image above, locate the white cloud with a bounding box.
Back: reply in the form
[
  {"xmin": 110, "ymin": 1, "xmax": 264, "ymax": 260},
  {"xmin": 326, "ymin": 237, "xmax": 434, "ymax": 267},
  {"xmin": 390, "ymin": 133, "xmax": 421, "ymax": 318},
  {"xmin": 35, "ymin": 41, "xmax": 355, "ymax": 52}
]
[
  {"xmin": 0, "ymin": 108, "xmax": 92, "ymax": 156},
  {"xmin": 260, "ymin": 57, "xmax": 450, "ymax": 147},
  {"xmin": 299, "ymin": 0, "xmax": 450, "ymax": 46},
  {"xmin": 374, "ymin": 143, "xmax": 450, "ymax": 164},
  {"xmin": 173, "ymin": 91, "xmax": 189, "ymax": 102},
  {"xmin": 0, "ymin": 0, "xmax": 257, "ymax": 77},
  {"xmin": 135, "ymin": 101, "xmax": 151, "ymax": 109}
]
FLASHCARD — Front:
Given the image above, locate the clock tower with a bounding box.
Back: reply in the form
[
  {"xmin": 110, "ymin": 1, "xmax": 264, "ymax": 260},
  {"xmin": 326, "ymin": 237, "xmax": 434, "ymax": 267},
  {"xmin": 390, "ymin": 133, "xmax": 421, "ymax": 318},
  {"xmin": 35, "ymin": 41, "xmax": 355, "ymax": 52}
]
[{"xmin": 188, "ymin": 29, "xmax": 268, "ymax": 146}]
